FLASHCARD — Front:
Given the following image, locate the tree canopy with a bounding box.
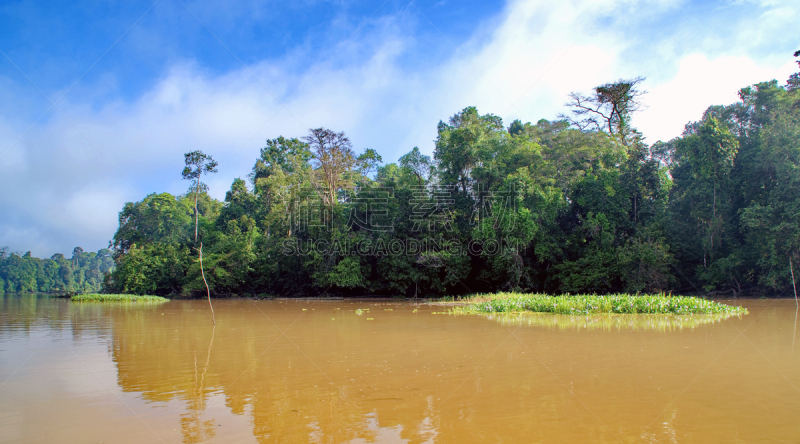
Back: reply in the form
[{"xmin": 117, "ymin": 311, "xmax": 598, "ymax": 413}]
[
  {"xmin": 7, "ymin": 60, "xmax": 800, "ymax": 299},
  {"xmin": 0, "ymin": 247, "xmax": 114, "ymax": 293}
]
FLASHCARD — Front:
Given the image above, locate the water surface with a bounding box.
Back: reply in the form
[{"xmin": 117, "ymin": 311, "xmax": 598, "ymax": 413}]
[{"xmin": 1, "ymin": 294, "xmax": 798, "ymax": 443}]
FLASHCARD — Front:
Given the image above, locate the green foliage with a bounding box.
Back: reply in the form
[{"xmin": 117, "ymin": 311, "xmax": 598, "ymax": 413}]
[
  {"xmin": 398, "ymin": 146, "xmax": 431, "ymax": 184},
  {"xmin": 108, "ymin": 243, "xmax": 189, "ymax": 295},
  {"xmin": 113, "ymin": 193, "xmax": 193, "ymax": 253},
  {"xmin": 252, "ymin": 136, "xmax": 312, "ymax": 183},
  {"xmin": 739, "ymin": 93, "xmax": 800, "ymax": 289},
  {"xmin": 0, "ymin": 247, "xmax": 114, "ymax": 294},
  {"xmin": 74, "ymin": 60, "xmax": 800, "ymax": 298},
  {"xmin": 562, "ymin": 77, "xmax": 646, "ymax": 145},
  {"xmin": 667, "ymin": 64, "xmax": 800, "ymax": 295},
  {"xmin": 434, "ymin": 106, "xmax": 505, "ymax": 194},
  {"xmin": 71, "ymin": 293, "xmax": 168, "ymax": 302},
  {"xmin": 183, "ymin": 150, "xmax": 219, "ymax": 245},
  {"xmin": 316, "ymin": 255, "xmax": 365, "ymax": 289},
  {"xmin": 616, "ymin": 225, "xmax": 674, "ymax": 292},
  {"xmin": 447, "ymin": 293, "xmax": 747, "ymax": 315}
]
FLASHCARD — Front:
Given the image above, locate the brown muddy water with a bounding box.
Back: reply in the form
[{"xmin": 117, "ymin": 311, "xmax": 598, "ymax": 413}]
[{"xmin": 0, "ymin": 294, "xmax": 798, "ymax": 443}]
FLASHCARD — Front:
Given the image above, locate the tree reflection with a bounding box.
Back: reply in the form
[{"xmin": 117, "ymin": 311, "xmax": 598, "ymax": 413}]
[
  {"xmin": 107, "ymin": 301, "xmax": 439, "ymax": 443},
  {"xmin": 180, "ymin": 325, "xmax": 216, "ymax": 444},
  {"xmin": 103, "ymin": 300, "xmax": 784, "ymax": 443},
  {"xmin": 483, "ymin": 312, "xmax": 743, "ymax": 331},
  {"xmin": 7, "ymin": 297, "xmax": 798, "ymax": 442}
]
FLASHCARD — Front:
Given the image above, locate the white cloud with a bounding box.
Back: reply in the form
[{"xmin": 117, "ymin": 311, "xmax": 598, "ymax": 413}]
[
  {"xmin": 635, "ymin": 54, "xmax": 799, "ymax": 142},
  {"xmin": 0, "ymin": 0, "xmax": 797, "ymax": 256}
]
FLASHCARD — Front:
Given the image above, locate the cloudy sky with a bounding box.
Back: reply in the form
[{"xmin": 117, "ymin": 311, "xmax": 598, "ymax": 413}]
[{"xmin": 0, "ymin": 0, "xmax": 798, "ymax": 257}]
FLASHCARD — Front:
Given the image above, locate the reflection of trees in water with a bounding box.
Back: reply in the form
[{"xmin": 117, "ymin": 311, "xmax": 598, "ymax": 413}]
[
  {"xmin": 107, "ymin": 302, "xmax": 443, "ymax": 443},
  {"xmin": 0, "ymin": 294, "xmax": 127, "ymax": 341},
  {"xmin": 181, "ymin": 325, "xmax": 215, "ymax": 444},
  {"xmin": 250, "ymin": 383, "xmax": 374, "ymax": 443},
  {"xmin": 484, "ymin": 312, "xmax": 743, "ymax": 331},
  {"xmin": 106, "ymin": 301, "xmax": 778, "ymax": 443},
  {"xmin": 107, "ymin": 301, "xmax": 666, "ymax": 442},
  {"xmin": 10, "ymin": 297, "xmax": 799, "ymax": 442}
]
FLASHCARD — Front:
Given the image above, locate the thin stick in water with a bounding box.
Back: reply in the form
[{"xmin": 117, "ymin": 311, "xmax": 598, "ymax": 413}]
[
  {"xmin": 791, "ymin": 256, "xmax": 798, "ymax": 308},
  {"xmin": 793, "ymin": 307, "xmax": 797, "ymax": 353},
  {"xmin": 199, "ymin": 243, "xmax": 216, "ymax": 325}
]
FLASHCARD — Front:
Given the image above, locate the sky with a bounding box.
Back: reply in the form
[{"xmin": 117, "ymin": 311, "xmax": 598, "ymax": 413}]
[{"xmin": 0, "ymin": 0, "xmax": 798, "ymax": 258}]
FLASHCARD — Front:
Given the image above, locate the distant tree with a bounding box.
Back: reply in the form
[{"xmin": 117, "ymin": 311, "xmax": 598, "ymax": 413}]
[
  {"xmin": 251, "ymin": 137, "xmax": 311, "ymax": 183},
  {"xmin": 508, "ymin": 119, "xmax": 524, "ymax": 136},
  {"xmin": 740, "ymin": 97, "xmax": 800, "ymax": 290},
  {"xmin": 71, "ymin": 246, "xmax": 84, "ymax": 266},
  {"xmin": 398, "ymin": 147, "xmax": 431, "ymax": 185},
  {"xmin": 112, "ymin": 193, "xmax": 193, "ymax": 254},
  {"xmin": 182, "ymin": 151, "xmax": 219, "ymax": 244},
  {"xmin": 434, "ymin": 106, "xmax": 504, "ymax": 194},
  {"xmin": 670, "ymin": 116, "xmax": 739, "ymax": 291},
  {"xmin": 303, "ymin": 128, "xmax": 358, "ymax": 210},
  {"xmin": 562, "ymin": 77, "xmax": 646, "ymax": 145},
  {"xmin": 357, "ymin": 148, "xmax": 383, "ymax": 178},
  {"xmin": 216, "ymin": 178, "xmax": 257, "ymax": 231},
  {"xmin": 787, "ymin": 50, "xmax": 800, "ymax": 91},
  {"xmin": 181, "ymin": 150, "xmax": 217, "ymax": 323}
]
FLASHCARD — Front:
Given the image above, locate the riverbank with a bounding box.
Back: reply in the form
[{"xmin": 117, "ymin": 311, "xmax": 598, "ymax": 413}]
[{"xmin": 437, "ymin": 293, "xmax": 748, "ymax": 315}]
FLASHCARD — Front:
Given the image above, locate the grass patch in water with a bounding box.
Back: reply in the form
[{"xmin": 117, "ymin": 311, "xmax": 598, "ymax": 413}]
[
  {"xmin": 71, "ymin": 293, "xmax": 169, "ymax": 303},
  {"xmin": 442, "ymin": 292, "xmax": 747, "ymax": 316}
]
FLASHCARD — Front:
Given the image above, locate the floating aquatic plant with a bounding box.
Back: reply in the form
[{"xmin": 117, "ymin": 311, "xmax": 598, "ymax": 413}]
[
  {"xmin": 71, "ymin": 293, "xmax": 168, "ymax": 303},
  {"xmin": 443, "ymin": 293, "xmax": 747, "ymax": 316}
]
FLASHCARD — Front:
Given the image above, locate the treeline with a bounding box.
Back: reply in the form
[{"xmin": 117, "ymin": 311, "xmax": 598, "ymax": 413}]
[
  {"xmin": 102, "ymin": 61, "xmax": 800, "ymax": 298},
  {"xmin": 0, "ymin": 247, "xmax": 114, "ymax": 293}
]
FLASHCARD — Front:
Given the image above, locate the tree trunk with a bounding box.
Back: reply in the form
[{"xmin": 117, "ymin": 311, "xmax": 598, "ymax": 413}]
[
  {"xmin": 712, "ymin": 180, "xmax": 717, "ymax": 219},
  {"xmin": 194, "ymin": 179, "xmax": 200, "ymax": 243}
]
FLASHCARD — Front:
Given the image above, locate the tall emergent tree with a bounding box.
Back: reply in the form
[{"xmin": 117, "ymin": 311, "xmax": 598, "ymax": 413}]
[
  {"xmin": 303, "ymin": 128, "xmax": 358, "ymax": 213},
  {"xmin": 562, "ymin": 77, "xmax": 646, "ymax": 145},
  {"xmin": 182, "ymin": 150, "xmax": 218, "ymax": 323},
  {"xmin": 183, "ymin": 151, "xmax": 219, "ymax": 243}
]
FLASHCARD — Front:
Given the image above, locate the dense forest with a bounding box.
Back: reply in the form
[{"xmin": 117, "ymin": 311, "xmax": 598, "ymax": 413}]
[
  {"xmin": 4, "ymin": 57, "xmax": 800, "ymax": 298},
  {"xmin": 0, "ymin": 247, "xmax": 114, "ymax": 293}
]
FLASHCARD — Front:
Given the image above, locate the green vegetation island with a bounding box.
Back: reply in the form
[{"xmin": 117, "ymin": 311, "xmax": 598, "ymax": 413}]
[
  {"xmin": 439, "ymin": 293, "xmax": 747, "ymax": 315},
  {"xmin": 3, "ymin": 59, "xmax": 800, "ymax": 300},
  {"xmin": 70, "ymin": 293, "xmax": 169, "ymax": 303}
]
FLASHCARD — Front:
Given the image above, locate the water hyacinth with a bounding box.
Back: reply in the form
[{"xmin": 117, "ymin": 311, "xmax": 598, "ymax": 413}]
[
  {"xmin": 71, "ymin": 293, "xmax": 169, "ymax": 303},
  {"xmin": 445, "ymin": 293, "xmax": 748, "ymax": 316}
]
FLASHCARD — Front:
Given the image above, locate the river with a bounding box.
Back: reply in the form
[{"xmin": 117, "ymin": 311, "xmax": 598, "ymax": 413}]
[{"xmin": 0, "ymin": 294, "xmax": 798, "ymax": 443}]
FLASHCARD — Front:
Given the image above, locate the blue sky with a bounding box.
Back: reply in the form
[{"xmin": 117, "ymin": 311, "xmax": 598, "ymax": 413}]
[
  {"xmin": 1, "ymin": 1, "xmax": 501, "ymax": 108},
  {"xmin": 0, "ymin": 0, "xmax": 798, "ymax": 257}
]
